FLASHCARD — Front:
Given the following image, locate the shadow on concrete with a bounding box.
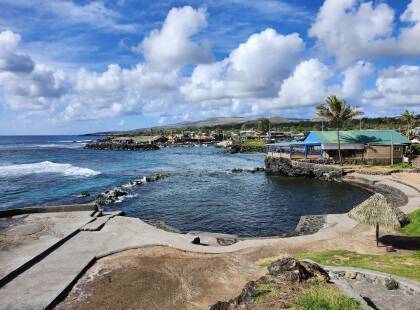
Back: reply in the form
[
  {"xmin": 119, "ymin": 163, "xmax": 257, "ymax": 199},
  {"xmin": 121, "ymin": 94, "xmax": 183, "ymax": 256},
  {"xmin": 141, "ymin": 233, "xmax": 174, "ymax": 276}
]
[{"xmin": 379, "ymin": 235, "xmax": 420, "ymax": 250}]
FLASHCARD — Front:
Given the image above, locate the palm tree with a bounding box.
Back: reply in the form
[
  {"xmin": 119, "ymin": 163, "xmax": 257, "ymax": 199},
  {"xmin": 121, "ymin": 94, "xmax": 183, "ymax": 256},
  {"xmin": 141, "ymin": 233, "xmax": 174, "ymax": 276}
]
[
  {"xmin": 400, "ymin": 110, "xmax": 417, "ymax": 160},
  {"xmin": 316, "ymin": 95, "xmax": 363, "ymax": 165},
  {"xmin": 400, "ymin": 110, "xmax": 416, "ymax": 135}
]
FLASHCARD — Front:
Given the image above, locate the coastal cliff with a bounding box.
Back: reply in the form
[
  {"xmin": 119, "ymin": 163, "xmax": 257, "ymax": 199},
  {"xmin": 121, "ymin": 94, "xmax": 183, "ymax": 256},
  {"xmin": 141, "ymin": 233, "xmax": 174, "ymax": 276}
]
[{"xmin": 265, "ymin": 157, "xmax": 343, "ymax": 181}]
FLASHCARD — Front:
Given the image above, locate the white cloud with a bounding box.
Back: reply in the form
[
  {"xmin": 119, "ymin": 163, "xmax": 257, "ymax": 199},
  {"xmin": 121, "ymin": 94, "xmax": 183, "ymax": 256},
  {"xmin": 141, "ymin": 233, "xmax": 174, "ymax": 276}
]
[
  {"xmin": 248, "ymin": 59, "xmax": 375, "ymax": 114},
  {"xmin": 0, "ymin": 30, "xmax": 34, "ymax": 73},
  {"xmin": 61, "ymin": 6, "xmax": 217, "ymax": 121},
  {"xmin": 62, "ymin": 63, "xmax": 178, "ymax": 120},
  {"xmin": 276, "ymin": 58, "xmax": 333, "ymax": 107},
  {"xmin": 0, "ymin": 30, "xmax": 67, "ymax": 112},
  {"xmin": 309, "ymin": 0, "xmax": 420, "ymax": 66},
  {"xmin": 136, "ymin": 6, "xmax": 212, "ymax": 70},
  {"xmin": 341, "ymin": 61, "xmax": 374, "ymax": 99},
  {"xmin": 363, "ymin": 65, "xmax": 420, "ymax": 108},
  {"xmin": 181, "ymin": 29, "xmax": 305, "ymax": 101},
  {"xmin": 399, "ymin": 0, "xmax": 420, "ymax": 55}
]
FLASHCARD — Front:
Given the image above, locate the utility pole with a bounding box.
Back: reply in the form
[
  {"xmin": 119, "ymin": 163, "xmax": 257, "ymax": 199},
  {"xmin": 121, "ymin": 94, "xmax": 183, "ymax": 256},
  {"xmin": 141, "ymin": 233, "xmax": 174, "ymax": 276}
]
[{"xmin": 391, "ymin": 134, "xmax": 394, "ymax": 166}]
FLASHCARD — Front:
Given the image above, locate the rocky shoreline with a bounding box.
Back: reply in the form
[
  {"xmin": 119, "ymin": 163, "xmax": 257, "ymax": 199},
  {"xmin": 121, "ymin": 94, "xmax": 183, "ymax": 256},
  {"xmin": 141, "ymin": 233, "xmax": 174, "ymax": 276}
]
[
  {"xmin": 265, "ymin": 157, "xmax": 343, "ymax": 181},
  {"xmin": 85, "ymin": 142, "xmax": 159, "ymax": 151},
  {"xmin": 228, "ymin": 144, "xmax": 267, "ymax": 154}
]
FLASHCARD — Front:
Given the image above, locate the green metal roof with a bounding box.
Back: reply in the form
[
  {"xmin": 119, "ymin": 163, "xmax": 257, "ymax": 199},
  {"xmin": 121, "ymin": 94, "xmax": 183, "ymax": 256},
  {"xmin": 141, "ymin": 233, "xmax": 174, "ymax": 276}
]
[{"xmin": 306, "ymin": 130, "xmax": 410, "ymax": 145}]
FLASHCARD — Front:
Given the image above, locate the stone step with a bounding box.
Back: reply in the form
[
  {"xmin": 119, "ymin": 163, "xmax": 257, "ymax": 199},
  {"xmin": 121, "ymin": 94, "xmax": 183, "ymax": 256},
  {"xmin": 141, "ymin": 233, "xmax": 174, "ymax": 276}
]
[
  {"xmin": 0, "ymin": 211, "xmax": 126, "ymax": 309},
  {"xmin": 0, "ymin": 231, "xmax": 101, "ymax": 310},
  {"xmin": 0, "ymin": 212, "xmax": 94, "ymax": 288}
]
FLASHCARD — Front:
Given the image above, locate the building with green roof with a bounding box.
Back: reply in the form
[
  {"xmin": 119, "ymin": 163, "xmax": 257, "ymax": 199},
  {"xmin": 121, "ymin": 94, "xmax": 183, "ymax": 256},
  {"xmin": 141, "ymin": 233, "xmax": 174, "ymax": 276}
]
[{"xmin": 268, "ymin": 130, "xmax": 410, "ymax": 165}]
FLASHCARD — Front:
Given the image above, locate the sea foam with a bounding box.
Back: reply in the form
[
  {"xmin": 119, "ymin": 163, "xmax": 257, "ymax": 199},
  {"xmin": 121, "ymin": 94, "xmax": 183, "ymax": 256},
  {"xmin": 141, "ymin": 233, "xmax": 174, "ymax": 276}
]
[{"xmin": 0, "ymin": 161, "xmax": 100, "ymax": 177}]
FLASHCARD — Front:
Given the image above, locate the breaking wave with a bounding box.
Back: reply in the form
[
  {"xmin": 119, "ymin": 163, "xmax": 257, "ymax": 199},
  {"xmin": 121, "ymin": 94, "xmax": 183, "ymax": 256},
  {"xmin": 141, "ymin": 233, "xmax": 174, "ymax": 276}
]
[{"xmin": 0, "ymin": 161, "xmax": 100, "ymax": 177}]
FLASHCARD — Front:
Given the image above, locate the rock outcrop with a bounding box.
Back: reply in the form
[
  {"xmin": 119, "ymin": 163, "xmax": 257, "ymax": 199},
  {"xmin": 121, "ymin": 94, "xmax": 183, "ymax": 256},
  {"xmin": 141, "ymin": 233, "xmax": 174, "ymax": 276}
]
[
  {"xmin": 265, "ymin": 157, "xmax": 343, "ymax": 181},
  {"xmin": 228, "ymin": 144, "xmax": 267, "ymax": 154},
  {"xmin": 228, "ymin": 167, "xmax": 265, "ymax": 173},
  {"xmin": 210, "ymin": 257, "xmax": 330, "ymax": 310}
]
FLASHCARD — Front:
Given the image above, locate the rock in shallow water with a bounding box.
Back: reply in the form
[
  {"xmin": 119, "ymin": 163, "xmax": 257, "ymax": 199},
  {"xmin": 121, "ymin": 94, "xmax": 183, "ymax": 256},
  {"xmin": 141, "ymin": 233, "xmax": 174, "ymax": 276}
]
[{"xmin": 95, "ymin": 173, "xmax": 172, "ymax": 205}]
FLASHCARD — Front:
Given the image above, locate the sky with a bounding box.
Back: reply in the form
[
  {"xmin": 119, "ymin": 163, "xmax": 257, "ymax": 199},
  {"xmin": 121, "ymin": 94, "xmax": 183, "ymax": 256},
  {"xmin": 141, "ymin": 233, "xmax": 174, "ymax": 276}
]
[{"xmin": 0, "ymin": 0, "xmax": 420, "ymax": 134}]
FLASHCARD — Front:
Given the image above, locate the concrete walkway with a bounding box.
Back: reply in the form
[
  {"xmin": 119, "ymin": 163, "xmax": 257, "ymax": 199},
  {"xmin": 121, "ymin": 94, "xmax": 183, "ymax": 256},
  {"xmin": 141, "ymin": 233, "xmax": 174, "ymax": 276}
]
[
  {"xmin": 0, "ymin": 173, "xmax": 419, "ymax": 309},
  {"xmin": 0, "ymin": 211, "xmax": 94, "ymax": 284},
  {"xmin": 343, "ymin": 173, "xmax": 420, "ymax": 213}
]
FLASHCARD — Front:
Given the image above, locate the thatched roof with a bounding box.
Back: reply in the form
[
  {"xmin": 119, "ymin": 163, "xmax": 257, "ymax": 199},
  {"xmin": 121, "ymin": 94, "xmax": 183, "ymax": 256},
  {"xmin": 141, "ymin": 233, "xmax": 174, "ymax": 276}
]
[{"xmin": 348, "ymin": 193, "xmax": 409, "ymax": 229}]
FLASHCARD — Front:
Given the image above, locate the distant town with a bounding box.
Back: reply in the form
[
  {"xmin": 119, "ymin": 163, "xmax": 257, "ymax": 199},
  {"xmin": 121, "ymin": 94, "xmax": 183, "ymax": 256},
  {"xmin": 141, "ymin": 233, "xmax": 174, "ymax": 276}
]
[{"xmin": 86, "ymin": 112, "xmax": 420, "ymax": 163}]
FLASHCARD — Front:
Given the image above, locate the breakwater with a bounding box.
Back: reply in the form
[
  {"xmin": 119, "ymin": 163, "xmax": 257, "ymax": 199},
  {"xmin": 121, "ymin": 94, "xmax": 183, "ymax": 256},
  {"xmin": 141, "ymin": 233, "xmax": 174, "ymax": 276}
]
[{"xmin": 265, "ymin": 157, "xmax": 343, "ymax": 181}]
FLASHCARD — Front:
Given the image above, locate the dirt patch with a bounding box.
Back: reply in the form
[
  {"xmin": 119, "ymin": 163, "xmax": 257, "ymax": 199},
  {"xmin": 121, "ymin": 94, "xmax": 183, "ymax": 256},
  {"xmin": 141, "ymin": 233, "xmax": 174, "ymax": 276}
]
[{"xmin": 57, "ymin": 247, "xmax": 265, "ymax": 310}]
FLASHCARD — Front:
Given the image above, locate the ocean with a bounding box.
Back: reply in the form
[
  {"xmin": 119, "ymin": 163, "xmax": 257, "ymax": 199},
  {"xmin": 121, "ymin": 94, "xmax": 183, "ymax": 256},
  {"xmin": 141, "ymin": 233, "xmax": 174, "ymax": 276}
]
[{"xmin": 0, "ymin": 135, "xmax": 370, "ymax": 236}]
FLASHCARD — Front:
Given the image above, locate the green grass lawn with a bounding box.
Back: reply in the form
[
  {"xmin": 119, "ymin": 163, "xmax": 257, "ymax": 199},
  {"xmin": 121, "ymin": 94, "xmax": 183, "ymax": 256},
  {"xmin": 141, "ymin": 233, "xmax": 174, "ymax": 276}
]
[
  {"xmin": 398, "ymin": 209, "xmax": 420, "ymax": 236},
  {"xmin": 292, "ymin": 250, "xmax": 420, "ymax": 281},
  {"xmin": 240, "ymin": 139, "xmax": 266, "ymax": 147}
]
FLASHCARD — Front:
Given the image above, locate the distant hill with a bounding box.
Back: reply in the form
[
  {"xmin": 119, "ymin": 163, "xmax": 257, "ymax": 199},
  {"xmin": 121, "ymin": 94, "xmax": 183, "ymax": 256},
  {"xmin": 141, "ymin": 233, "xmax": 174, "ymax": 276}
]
[{"xmin": 87, "ymin": 116, "xmax": 307, "ymax": 135}]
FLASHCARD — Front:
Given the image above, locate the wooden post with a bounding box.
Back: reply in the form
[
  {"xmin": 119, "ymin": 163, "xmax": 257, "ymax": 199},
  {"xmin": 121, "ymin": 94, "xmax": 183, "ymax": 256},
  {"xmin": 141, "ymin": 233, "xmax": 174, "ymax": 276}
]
[{"xmin": 376, "ymin": 223, "xmax": 379, "ymax": 247}]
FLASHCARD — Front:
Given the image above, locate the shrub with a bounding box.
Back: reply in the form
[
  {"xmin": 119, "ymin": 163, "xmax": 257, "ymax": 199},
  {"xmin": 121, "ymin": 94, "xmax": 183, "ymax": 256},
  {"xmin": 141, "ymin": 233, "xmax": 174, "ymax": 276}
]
[
  {"xmin": 412, "ymin": 144, "xmax": 420, "ymax": 155},
  {"xmin": 391, "ymin": 162, "xmax": 412, "ymax": 169},
  {"xmin": 385, "ymin": 278, "xmax": 399, "ymax": 290},
  {"xmin": 398, "ymin": 209, "xmax": 420, "ymax": 236}
]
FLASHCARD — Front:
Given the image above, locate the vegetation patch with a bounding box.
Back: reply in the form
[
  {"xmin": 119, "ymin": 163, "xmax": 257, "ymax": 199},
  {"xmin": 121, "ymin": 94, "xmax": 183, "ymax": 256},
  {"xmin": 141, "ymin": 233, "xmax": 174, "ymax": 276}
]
[
  {"xmin": 293, "ymin": 283, "xmax": 360, "ymax": 310},
  {"xmin": 240, "ymin": 139, "xmax": 266, "ymax": 147},
  {"xmin": 398, "ymin": 209, "xmax": 420, "ymax": 236},
  {"xmin": 385, "ymin": 278, "xmax": 399, "ymax": 290},
  {"xmin": 391, "ymin": 162, "xmax": 412, "ymax": 169},
  {"xmin": 293, "ymin": 250, "xmax": 420, "ymax": 281}
]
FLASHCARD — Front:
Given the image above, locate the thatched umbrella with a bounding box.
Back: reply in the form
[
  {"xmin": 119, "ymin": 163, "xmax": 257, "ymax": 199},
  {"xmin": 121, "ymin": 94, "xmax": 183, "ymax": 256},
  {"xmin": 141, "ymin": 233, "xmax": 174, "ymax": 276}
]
[{"xmin": 348, "ymin": 193, "xmax": 410, "ymax": 246}]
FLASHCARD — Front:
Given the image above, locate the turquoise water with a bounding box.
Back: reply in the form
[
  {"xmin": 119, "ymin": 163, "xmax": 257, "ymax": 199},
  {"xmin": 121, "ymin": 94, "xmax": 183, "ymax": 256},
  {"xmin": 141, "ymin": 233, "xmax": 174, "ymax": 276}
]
[{"xmin": 0, "ymin": 136, "xmax": 370, "ymax": 236}]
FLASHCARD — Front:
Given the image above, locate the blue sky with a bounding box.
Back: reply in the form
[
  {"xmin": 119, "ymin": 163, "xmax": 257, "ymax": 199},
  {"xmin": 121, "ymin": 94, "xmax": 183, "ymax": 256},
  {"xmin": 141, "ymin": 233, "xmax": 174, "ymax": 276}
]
[{"xmin": 0, "ymin": 0, "xmax": 419, "ymax": 134}]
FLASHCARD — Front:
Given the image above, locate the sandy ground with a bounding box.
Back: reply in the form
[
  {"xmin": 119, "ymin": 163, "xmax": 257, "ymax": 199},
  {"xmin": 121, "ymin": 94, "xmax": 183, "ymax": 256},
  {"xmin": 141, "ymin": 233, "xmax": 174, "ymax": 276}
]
[
  {"xmin": 394, "ymin": 172, "xmax": 420, "ymax": 186},
  {"xmin": 57, "ymin": 223, "xmax": 406, "ymax": 310}
]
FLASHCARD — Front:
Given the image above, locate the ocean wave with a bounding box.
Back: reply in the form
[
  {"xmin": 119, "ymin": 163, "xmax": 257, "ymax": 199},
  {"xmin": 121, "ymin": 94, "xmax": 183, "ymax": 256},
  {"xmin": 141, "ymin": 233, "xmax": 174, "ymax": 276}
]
[
  {"xmin": 56, "ymin": 140, "xmax": 93, "ymax": 143},
  {"xmin": 0, "ymin": 143, "xmax": 85, "ymax": 149},
  {"xmin": 37, "ymin": 143, "xmax": 85, "ymax": 149},
  {"xmin": 0, "ymin": 161, "xmax": 100, "ymax": 177}
]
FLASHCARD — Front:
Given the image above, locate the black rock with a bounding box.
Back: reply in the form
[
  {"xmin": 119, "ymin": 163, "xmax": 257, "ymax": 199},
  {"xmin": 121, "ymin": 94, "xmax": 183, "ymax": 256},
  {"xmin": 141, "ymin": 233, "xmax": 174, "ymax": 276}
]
[{"xmin": 191, "ymin": 237, "xmax": 201, "ymax": 244}]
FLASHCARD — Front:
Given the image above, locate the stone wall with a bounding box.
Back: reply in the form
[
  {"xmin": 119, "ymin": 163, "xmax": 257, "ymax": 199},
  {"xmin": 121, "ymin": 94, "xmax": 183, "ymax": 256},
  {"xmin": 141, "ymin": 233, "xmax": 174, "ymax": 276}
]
[{"xmin": 265, "ymin": 157, "xmax": 343, "ymax": 181}]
